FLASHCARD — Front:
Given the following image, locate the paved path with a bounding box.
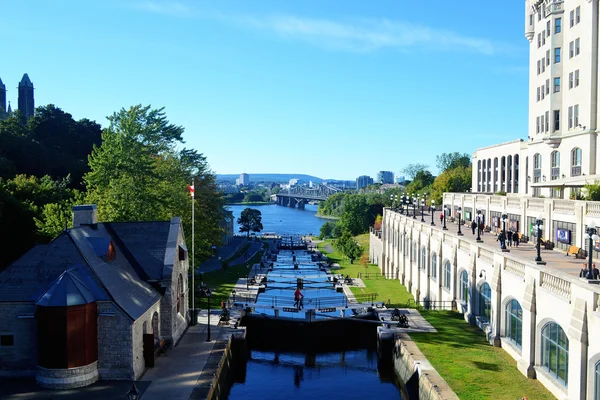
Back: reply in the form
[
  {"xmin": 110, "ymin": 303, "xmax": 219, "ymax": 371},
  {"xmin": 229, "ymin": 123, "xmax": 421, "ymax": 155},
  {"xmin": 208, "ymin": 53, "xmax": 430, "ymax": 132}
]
[{"xmin": 199, "ymin": 237, "xmax": 246, "ymax": 272}]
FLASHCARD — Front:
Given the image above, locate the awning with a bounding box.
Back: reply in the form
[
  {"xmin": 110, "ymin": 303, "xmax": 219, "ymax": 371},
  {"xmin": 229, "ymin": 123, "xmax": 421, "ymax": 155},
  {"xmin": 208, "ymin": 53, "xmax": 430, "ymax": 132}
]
[{"xmin": 530, "ymin": 174, "xmax": 600, "ymax": 188}]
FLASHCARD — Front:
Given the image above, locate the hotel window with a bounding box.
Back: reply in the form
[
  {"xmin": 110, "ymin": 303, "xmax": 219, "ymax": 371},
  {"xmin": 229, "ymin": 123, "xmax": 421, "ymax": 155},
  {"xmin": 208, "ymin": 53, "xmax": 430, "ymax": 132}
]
[
  {"xmin": 431, "ymin": 252, "xmax": 437, "ymax": 280},
  {"xmin": 537, "ymin": 60, "xmax": 541, "ymax": 75},
  {"xmin": 555, "ymin": 17, "xmax": 561, "ymax": 33},
  {"xmin": 541, "ymin": 86, "xmax": 545, "ymax": 100},
  {"xmin": 542, "ymin": 31, "xmax": 546, "ymax": 45},
  {"xmin": 536, "ymin": 116, "xmax": 540, "ymax": 133},
  {"xmin": 569, "ymin": 41, "xmax": 574, "ymax": 58},
  {"xmin": 420, "ymin": 246, "xmax": 427, "ymax": 271},
  {"xmin": 576, "ymin": 6, "xmax": 580, "ymax": 25},
  {"xmin": 541, "ymin": 322, "xmax": 569, "ymax": 386},
  {"xmin": 568, "ymin": 106, "xmax": 573, "ymax": 129},
  {"xmin": 459, "ymin": 270, "xmax": 468, "ymax": 302},
  {"xmin": 443, "ymin": 260, "xmax": 451, "ymax": 290},
  {"xmin": 574, "ymin": 104, "xmax": 579, "ymax": 127},
  {"xmin": 479, "ymin": 283, "xmax": 491, "ymax": 321},
  {"xmin": 505, "ymin": 299, "xmax": 523, "ymax": 348},
  {"xmin": 545, "ymin": 111, "xmax": 549, "ymax": 132},
  {"xmin": 554, "ymin": 77, "xmax": 560, "ymax": 93},
  {"xmin": 546, "ymin": 79, "xmax": 549, "ymax": 95},
  {"xmin": 538, "ymin": 33, "xmax": 541, "ymax": 48},
  {"xmin": 542, "ymin": 59, "xmax": 546, "ymax": 73},
  {"xmin": 554, "ymin": 47, "xmax": 561, "ymax": 63},
  {"xmin": 575, "ymin": 38, "xmax": 580, "ymax": 56},
  {"xmin": 574, "ymin": 70, "xmax": 579, "ymax": 87},
  {"xmin": 541, "ymin": 114, "xmax": 545, "ymax": 132},
  {"xmin": 569, "ymin": 72, "xmax": 573, "ymax": 89},
  {"xmin": 537, "ymin": 87, "xmax": 540, "ymax": 102},
  {"xmin": 546, "ymin": 21, "xmax": 551, "ymax": 36},
  {"xmin": 570, "ymin": 10, "xmax": 574, "ymax": 27},
  {"xmin": 554, "ymin": 110, "xmax": 560, "ymax": 131},
  {"xmin": 546, "ymin": 50, "xmax": 550, "ymax": 66},
  {"xmin": 551, "ymin": 151, "xmax": 560, "ymax": 180},
  {"xmin": 571, "ymin": 147, "xmax": 582, "ymax": 176},
  {"xmin": 534, "ymin": 153, "xmax": 542, "ymax": 169}
]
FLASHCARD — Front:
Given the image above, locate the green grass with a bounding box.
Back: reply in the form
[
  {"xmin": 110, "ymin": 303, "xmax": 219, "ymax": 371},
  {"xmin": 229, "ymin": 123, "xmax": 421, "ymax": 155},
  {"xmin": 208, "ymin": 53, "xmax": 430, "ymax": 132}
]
[{"xmin": 317, "ymin": 235, "xmax": 554, "ymax": 400}]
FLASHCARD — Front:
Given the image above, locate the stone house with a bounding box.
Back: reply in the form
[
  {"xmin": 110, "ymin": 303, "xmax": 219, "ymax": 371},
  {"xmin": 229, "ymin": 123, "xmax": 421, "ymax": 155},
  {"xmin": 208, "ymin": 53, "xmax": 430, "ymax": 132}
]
[{"xmin": 0, "ymin": 205, "xmax": 190, "ymax": 388}]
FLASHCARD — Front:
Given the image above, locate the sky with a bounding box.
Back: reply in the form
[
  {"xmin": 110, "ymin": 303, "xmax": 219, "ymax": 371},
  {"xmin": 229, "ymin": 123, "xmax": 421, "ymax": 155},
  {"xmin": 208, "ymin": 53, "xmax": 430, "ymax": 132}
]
[{"xmin": 1, "ymin": 1, "xmax": 530, "ymax": 180}]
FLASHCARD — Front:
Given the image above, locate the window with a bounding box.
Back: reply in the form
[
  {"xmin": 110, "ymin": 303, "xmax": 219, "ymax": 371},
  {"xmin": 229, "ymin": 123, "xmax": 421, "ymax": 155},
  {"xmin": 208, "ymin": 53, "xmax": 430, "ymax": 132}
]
[
  {"xmin": 537, "ymin": 87, "xmax": 541, "ymax": 102},
  {"xmin": 570, "ymin": 10, "xmax": 574, "ymax": 27},
  {"xmin": 538, "ymin": 11, "xmax": 542, "ymax": 22},
  {"xmin": 541, "ymin": 114, "xmax": 545, "ymax": 132},
  {"xmin": 443, "ymin": 260, "xmax": 451, "ymax": 290},
  {"xmin": 177, "ymin": 274, "xmax": 183, "ymax": 314},
  {"xmin": 574, "ymin": 70, "xmax": 579, "ymax": 87},
  {"xmin": 545, "ymin": 111, "xmax": 549, "ymax": 132},
  {"xmin": 547, "ymin": 21, "xmax": 551, "ymax": 36},
  {"xmin": 459, "ymin": 270, "xmax": 468, "ymax": 302},
  {"xmin": 541, "ymin": 86, "xmax": 545, "ymax": 100},
  {"xmin": 555, "ymin": 17, "xmax": 561, "ymax": 33},
  {"xmin": 575, "ymin": 38, "xmax": 580, "ymax": 56},
  {"xmin": 554, "ymin": 47, "xmax": 561, "ymax": 63},
  {"xmin": 541, "ymin": 322, "xmax": 569, "ymax": 386},
  {"xmin": 542, "ymin": 60, "xmax": 546, "ymax": 73},
  {"xmin": 576, "ymin": 6, "xmax": 580, "ymax": 25},
  {"xmin": 595, "ymin": 362, "xmax": 600, "ymax": 400},
  {"xmin": 413, "ymin": 242, "xmax": 418, "ymax": 264},
  {"xmin": 546, "ymin": 79, "xmax": 549, "ymax": 95},
  {"xmin": 546, "ymin": 50, "xmax": 550, "ymax": 66},
  {"xmin": 431, "ymin": 252, "xmax": 437, "ymax": 280},
  {"xmin": 554, "ymin": 110, "xmax": 560, "ymax": 132},
  {"xmin": 536, "ymin": 116, "xmax": 540, "ymax": 133},
  {"xmin": 551, "ymin": 151, "xmax": 560, "ymax": 179},
  {"xmin": 542, "ymin": 31, "xmax": 546, "ymax": 45},
  {"xmin": 479, "ymin": 282, "xmax": 491, "ymax": 321},
  {"xmin": 505, "ymin": 300, "xmax": 522, "ymax": 348},
  {"xmin": 0, "ymin": 335, "xmax": 14, "ymax": 346},
  {"xmin": 569, "ymin": 72, "xmax": 573, "ymax": 89},
  {"xmin": 537, "ymin": 60, "xmax": 541, "ymax": 75},
  {"xmin": 569, "ymin": 41, "xmax": 574, "ymax": 58},
  {"xmin": 574, "ymin": 104, "xmax": 579, "ymax": 127},
  {"xmin": 534, "ymin": 153, "xmax": 542, "ymax": 169},
  {"xmin": 538, "ymin": 33, "xmax": 541, "ymax": 48},
  {"xmin": 571, "ymin": 147, "xmax": 582, "ymax": 177},
  {"xmin": 554, "ymin": 77, "xmax": 560, "ymax": 93},
  {"xmin": 568, "ymin": 106, "xmax": 573, "ymax": 129},
  {"xmin": 421, "ymin": 246, "xmax": 427, "ymax": 270}
]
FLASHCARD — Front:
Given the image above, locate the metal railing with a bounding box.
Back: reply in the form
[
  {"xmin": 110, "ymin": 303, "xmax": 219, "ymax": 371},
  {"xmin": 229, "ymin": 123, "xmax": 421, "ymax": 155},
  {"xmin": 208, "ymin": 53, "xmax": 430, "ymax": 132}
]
[
  {"xmin": 406, "ymin": 299, "xmax": 457, "ymax": 311},
  {"xmin": 229, "ymin": 292, "xmax": 379, "ymax": 309},
  {"xmin": 357, "ymin": 272, "xmax": 385, "ymax": 280}
]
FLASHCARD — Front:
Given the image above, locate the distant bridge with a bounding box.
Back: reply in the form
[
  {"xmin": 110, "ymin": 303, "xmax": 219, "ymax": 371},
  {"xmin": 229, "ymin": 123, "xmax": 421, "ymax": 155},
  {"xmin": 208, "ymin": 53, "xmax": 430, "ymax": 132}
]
[{"xmin": 275, "ymin": 184, "xmax": 342, "ymax": 209}]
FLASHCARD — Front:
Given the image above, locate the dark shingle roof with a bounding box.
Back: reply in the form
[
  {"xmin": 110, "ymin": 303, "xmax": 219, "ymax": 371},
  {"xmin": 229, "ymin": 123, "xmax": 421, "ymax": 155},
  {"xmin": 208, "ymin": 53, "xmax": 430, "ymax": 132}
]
[
  {"xmin": 36, "ymin": 265, "xmax": 100, "ymax": 307},
  {"xmin": 104, "ymin": 221, "xmax": 171, "ymax": 280}
]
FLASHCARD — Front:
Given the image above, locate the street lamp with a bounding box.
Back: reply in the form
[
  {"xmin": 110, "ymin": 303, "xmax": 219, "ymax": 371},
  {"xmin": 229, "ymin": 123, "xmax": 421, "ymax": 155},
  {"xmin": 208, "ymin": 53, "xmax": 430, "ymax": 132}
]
[
  {"xmin": 430, "ymin": 200, "xmax": 435, "ymax": 226},
  {"xmin": 420, "ymin": 197, "xmax": 425, "ymax": 222},
  {"xmin": 403, "ymin": 195, "xmax": 409, "ymax": 215},
  {"xmin": 443, "ymin": 206, "xmax": 448, "ymax": 230},
  {"xmin": 584, "ymin": 221, "xmax": 599, "ymax": 279},
  {"xmin": 456, "ymin": 207, "xmax": 463, "ymax": 236},
  {"xmin": 500, "ymin": 213, "xmax": 509, "ymax": 251},
  {"xmin": 199, "ymin": 284, "xmax": 213, "ymax": 342},
  {"xmin": 535, "ymin": 215, "xmax": 545, "ymax": 264},
  {"xmin": 412, "ymin": 196, "xmax": 417, "ymax": 219},
  {"xmin": 476, "ymin": 210, "xmax": 483, "ymax": 243},
  {"xmin": 127, "ymin": 382, "xmax": 140, "ymax": 400}
]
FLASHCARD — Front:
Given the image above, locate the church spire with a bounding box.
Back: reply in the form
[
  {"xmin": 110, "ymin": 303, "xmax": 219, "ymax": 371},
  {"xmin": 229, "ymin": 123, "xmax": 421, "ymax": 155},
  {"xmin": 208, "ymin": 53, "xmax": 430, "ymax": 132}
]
[{"xmin": 7, "ymin": 101, "xmax": 12, "ymax": 114}]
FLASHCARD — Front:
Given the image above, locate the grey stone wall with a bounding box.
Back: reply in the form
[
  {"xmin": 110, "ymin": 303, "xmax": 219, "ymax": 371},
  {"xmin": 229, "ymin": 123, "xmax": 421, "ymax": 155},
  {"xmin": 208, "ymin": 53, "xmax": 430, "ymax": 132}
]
[
  {"xmin": 131, "ymin": 300, "xmax": 161, "ymax": 380},
  {"xmin": 37, "ymin": 361, "xmax": 98, "ymax": 389},
  {"xmin": 0, "ymin": 302, "xmax": 37, "ymax": 375},
  {"xmin": 97, "ymin": 302, "xmax": 133, "ymax": 380}
]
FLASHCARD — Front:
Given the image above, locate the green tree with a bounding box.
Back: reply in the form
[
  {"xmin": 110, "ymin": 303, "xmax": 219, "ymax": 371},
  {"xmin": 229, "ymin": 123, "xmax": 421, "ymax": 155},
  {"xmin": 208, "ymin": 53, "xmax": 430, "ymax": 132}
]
[
  {"xmin": 336, "ymin": 231, "xmax": 362, "ymax": 263},
  {"xmin": 340, "ymin": 194, "xmax": 371, "ymax": 236},
  {"xmin": 405, "ymin": 170, "xmax": 435, "ymax": 193},
  {"xmin": 436, "ymin": 152, "xmax": 471, "ymax": 173},
  {"xmin": 402, "ymin": 163, "xmax": 429, "ymax": 180},
  {"xmin": 319, "ymin": 221, "xmax": 335, "ymax": 239},
  {"xmin": 237, "ymin": 208, "xmax": 263, "ymax": 237},
  {"xmin": 584, "ymin": 181, "xmax": 600, "ymax": 201},
  {"xmin": 430, "ymin": 165, "xmax": 472, "ymax": 205}
]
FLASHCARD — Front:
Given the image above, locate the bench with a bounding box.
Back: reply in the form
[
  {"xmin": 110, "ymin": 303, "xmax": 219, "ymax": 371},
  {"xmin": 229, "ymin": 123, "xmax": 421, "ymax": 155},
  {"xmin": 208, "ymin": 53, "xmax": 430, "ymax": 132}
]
[
  {"xmin": 567, "ymin": 245, "xmax": 587, "ymax": 259},
  {"xmin": 540, "ymin": 239, "xmax": 555, "ymax": 250}
]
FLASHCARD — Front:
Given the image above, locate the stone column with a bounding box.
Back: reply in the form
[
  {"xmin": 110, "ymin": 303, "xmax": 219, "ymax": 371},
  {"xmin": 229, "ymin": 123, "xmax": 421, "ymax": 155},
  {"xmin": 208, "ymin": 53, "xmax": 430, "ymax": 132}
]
[
  {"xmin": 567, "ymin": 298, "xmax": 588, "ymax": 400},
  {"xmin": 490, "ymin": 260, "xmax": 502, "ymax": 347},
  {"xmin": 465, "ymin": 252, "xmax": 477, "ymax": 323},
  {"xmin": 519, "ymin": 277, "xmax": 537, "ymax": 378}
]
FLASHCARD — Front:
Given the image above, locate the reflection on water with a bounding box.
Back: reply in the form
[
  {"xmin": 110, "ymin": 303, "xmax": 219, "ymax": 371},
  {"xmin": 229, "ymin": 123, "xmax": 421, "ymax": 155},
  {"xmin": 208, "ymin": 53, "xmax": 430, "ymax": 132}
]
[
  {"xmin": 227, "ymin": 349, "xmax": 403, "ymax": 400},
  {"xmin": 227, "ymin": 204, "xmax": 328, "ymax": 236}
]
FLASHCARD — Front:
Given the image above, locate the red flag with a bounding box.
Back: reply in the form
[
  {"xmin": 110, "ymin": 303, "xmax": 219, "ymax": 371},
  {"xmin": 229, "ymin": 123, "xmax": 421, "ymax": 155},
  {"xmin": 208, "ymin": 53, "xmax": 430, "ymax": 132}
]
[{"xmin": 189, "ymin": 185, "xmax": 195, "ymax": 197}]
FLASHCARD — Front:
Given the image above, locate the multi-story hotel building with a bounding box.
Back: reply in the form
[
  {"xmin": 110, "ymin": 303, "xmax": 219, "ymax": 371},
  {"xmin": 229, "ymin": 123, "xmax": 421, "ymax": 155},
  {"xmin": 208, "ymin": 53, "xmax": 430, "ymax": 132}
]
[{"xmin": 473, "ymin": 0, "xmax": 599, "ymax": 199}]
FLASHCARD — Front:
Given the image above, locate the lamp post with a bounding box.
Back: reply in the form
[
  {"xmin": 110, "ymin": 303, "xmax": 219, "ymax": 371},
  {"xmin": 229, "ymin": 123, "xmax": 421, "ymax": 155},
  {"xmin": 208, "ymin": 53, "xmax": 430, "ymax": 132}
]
[
  {"xmin": 443, "ymin": 206, "xmax": 448, "ymax": 230},
  {"xmin": 500, "ymin": 213, "xmax": 508, "ymax": 251},
  {"xmin": 412, "ymin": 196, "xmax": 417, "ymax": 219},
  {"xmin": 535, "ymin": 216, "xmax": 545, "ymax": 264},
  {"xmin": 420, "ymin": 198, "xmax": 425, "ymax": 222},
  {"xmin": 199, "ymin": 284, "xmax": 213, "ymax": 342},
  {"xmin": 430, "ymin": 200, "xmax": 435, "ymax": 226},
  {"xmin": 476, "ymin": 210, "xmax": 483, "ymax": 242},
  {"xmin": 403, "ymin": 195, "xmax": 408, "ymax": 215},
  {"xmin": 457, "ymin": 207, "xmax": 463, "ymax": 236},
  {"xmin": 584, "ymin": 221, "xmax": 599, "ymax": 279}
]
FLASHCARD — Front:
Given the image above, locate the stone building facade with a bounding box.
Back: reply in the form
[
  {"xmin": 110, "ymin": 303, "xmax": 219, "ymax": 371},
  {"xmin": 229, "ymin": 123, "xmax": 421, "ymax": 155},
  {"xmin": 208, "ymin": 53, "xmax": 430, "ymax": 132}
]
[{"xmin": 0, "ymin": 205, "xmax": 190, "ymax": 388}]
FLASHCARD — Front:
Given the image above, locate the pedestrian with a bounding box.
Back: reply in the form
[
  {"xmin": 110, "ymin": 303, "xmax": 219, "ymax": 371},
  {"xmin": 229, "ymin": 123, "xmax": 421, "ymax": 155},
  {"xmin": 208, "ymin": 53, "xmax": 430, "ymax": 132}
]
[
  {"xmin": 439, "ymin": 213, "xmax": 444, "ymax": 224},
  {"xmin": 514, "ymin": 231, "xmax": 520, "ymax": 247},
  {"xmin": 294, "ymin": 287, "xmax": 304, "ymax": 309},
  {"xmin": 507, "ymin": 231, "xmax": 513, "ymax": 247},
  {"xmin": 580, "ymin": 263, "xmax": 589, "ymax": 278},
  {"xmin": 497, "ymin": 232, "xmax": 506, "ymax": 249},
  {"xmin": 479, "ymin": 222, "xmax": 485, "ymax": 235},
  {"xmin": 471, "ymin": 220, "xmax": 477, "ymax": 235},
  {"xmin": 593, "ymin": 264, "xmax": 599, "ymax": 280}
]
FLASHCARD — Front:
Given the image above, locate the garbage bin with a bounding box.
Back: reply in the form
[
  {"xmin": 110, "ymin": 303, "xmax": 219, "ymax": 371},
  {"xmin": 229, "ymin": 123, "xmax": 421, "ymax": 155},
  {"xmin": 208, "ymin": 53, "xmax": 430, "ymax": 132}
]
[{"xmin": 190, "ymin": 308, "xmax": 198, "ymax": 326}]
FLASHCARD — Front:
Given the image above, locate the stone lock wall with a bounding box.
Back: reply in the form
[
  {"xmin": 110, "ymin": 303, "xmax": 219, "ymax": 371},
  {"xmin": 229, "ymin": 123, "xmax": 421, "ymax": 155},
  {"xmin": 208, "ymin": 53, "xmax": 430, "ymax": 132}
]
[
  {"xmin": 0, "ymin": 302, "xmax": 37, "ymax": 375},
  {"xmin": 96, "ymin": 302, "xmax": 134, "ymax": 380}
]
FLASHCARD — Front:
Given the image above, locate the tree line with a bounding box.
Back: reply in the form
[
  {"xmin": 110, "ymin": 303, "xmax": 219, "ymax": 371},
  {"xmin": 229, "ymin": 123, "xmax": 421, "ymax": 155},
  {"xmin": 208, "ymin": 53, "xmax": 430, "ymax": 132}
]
[{"xmin": 0, "ymin": 105, "xmax": 225, "ymax": 269}]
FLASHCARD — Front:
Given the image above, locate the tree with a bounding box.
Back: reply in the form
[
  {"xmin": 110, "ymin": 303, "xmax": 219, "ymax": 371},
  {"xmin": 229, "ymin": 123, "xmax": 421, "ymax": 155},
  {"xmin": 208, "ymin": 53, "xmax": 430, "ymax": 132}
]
[
  {"xmin": 401, "ymin": 163, "xmax": 429, "ymax": 180},
  {"xmin": 237, "ymin": 208, "xmax": 263, "ymax": 237},
  {"xmin": 584, "ymin": 181, "xmax": 600, "ymax": 201},
  {"xmin": 436, "ymin": 152, "xmax": 471, "ymax": 173},
  {"xmin": 319, "ymin": 221, "xmax": 336, "ymax": 239},
  {"xmin": 340, "ymin": 195, "xmax": 371, "ymax": 236},
  {"xmin": 430, "ymin": 165, "xmax": 472, "ymax": 205},
  {"xmin": 360, "ymin": 253, "xmax": 370, "ymax": 274},
  {"xmin": 374, "ymin": 215, "xmax": 382, "ymax": 231},
  {"xmin": 336, "ymin": 231, "xmax": 362, "ymax": 263},
  {"xmin": 405, "ymin": 170, "xmax": 435, "ymax": 193}
]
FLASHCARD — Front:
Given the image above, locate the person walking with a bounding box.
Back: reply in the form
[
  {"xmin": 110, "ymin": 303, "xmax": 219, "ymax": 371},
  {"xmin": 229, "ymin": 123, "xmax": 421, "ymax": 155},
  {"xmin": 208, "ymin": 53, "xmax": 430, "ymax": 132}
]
[
  {"xmin": 507, "ymin": 231, "xmax": 513, "ymax": 247},
  {"xmin": 580, "ymin": 264, "xmax": 589, "ymax": 278},
  {"xmin": 439, "ymin": 213, "xmax": 444, "ymax": 224},
  {"xmin": 593, "ymin": 264, "xmax": 599, "ymax": 280},
  {"xmin": 514, "ymin": 231, "xmax": 520, "ymax": 247},
  {"xmin": 471, "ymin": 220, "xmax": 477, "ymax": 235},
  {"xmin": 497, "ymin": 231, "xmax": 506, "ymax": 249},
  {"xmin": 294, "ymin": 288, "xmax": 304, "ymax": 309}
]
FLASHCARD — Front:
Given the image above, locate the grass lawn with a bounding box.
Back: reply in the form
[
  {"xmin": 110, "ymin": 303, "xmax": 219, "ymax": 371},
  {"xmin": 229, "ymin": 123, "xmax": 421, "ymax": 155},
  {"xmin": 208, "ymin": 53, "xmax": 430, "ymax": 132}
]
[{"xmin": 318, "ymin": 235, "xmax": 554, "ymax": 400}]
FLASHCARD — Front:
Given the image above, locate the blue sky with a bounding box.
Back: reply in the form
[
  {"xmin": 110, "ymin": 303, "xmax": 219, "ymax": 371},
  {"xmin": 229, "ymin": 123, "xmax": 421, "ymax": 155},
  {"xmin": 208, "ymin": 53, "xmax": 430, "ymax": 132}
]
[{"xmin": 1, "ymin": 1, "xmax": 529, "ymax": 180}]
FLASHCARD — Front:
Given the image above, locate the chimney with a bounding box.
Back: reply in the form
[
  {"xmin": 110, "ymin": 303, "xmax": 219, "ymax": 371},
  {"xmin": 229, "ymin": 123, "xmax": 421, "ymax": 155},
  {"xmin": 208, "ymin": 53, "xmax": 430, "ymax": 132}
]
[{"xmin": 72, "ymin": 204, "xmax": 98, "ymax": 228}]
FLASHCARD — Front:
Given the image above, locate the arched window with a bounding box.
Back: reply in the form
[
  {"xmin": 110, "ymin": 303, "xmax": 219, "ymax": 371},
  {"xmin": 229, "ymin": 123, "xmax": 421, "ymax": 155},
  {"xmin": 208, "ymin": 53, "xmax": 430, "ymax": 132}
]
[
  {"xmin": 595, "ymin": 361, "xmax": 600, "ymax": 399},
  {"xmin": 478, "ymin": 160, "xmax": 482, "ymax": 192},
  {"xmin": 459, "ymin": 270, "xmax": 468, "ymax": 301},
  {"xmin": 541, "ymin": 322, "xmax": 569, "ymax": 386},
  {"xmin": 421, "ymin": 247, "xmax": 427, "ymax": 270},
  {"xmin": 514, "ymin": 154, "xmax": 520, "ymax": 192},
  {"xmin": 507, "ymin": 155, "xmax": 513, "ymax": 192},
  {"xmin": 493, "ymin": 157, "xmax": 499, "ymax": 193},
  {"xmin": 431, "ymin": 252, "xmax": 437, "ymax": 280},
  {"xmin": 413, "ymin": 242, "xmax": 418, "ymax": 264},
  {"xmin": 571, "ymin": 147, "xmax": 582, "ymax": 176},
  {"xmin": 551, "ymin": 151, "xmax": 560, "ymax": 180},
  {"xmin": 505, "ymin": 299, "xmax": 522, "ymax": 348},
  {"xmin": 443, "ymin": 260, "xmax": 451, "ymax": 290},
  {"xmin": 479, "ymin": 282, "xmax": 491, "ymax": 321}
]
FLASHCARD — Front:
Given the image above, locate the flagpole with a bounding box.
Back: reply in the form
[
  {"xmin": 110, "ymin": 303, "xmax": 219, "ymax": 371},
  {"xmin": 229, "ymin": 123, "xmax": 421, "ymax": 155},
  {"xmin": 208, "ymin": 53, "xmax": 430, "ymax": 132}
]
[{"xmin": 191, "ymin": 178, "xmax": 195, "ymax": 323}]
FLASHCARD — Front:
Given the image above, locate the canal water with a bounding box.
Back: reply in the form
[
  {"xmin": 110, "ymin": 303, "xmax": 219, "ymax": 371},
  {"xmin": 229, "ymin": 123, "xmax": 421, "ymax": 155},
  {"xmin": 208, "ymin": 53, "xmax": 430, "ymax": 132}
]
[{"xmin": 227, "ymin": 204, "xmax": 328, "ymax": 237}]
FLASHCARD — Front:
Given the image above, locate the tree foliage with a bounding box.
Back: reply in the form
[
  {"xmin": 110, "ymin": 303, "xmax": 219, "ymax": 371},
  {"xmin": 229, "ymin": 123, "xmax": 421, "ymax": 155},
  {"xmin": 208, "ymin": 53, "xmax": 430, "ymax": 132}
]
[
  {"xmin": 430, "ymin": 165, "xmax": 472, "ymax": 205},
  {"xmin": 340, "ymin": 195, "xmax": 371, "ymax": 236},
  {"xmin": 584, "ymin": 181, "xmax": 600, "ymax": 201},
  {"xmin": 405, "ymin": 170, "xmax": 435, "ymax": 193},
  {"xmin": 335, "ymin": 231, "xmax": 363, "ymax": 263},
  {"xmin": 401, "ymin": 163, "xmax": 429, "ymax": 180},
  {"xmin": 436, "ymin": 152, "xmax": 471, "ymax": 173},
  {"xmin": 237, "ymin": 208, "xmax": 263, "ymax": 237}
]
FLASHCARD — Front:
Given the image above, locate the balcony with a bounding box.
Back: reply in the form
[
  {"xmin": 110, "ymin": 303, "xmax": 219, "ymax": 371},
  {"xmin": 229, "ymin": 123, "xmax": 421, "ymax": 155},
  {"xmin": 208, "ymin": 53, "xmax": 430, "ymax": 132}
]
[{"xmin": 544, "ymin": 0, "xmax": 564, "ymax": 16}]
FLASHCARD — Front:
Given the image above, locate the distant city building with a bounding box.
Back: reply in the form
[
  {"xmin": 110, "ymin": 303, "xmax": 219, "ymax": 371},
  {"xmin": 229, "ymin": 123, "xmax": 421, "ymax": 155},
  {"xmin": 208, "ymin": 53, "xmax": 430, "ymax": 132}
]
[
  {"xmin": 289, "ymin": 178, "xmax": 299, "ymax": 186},
  {"xmin": 356, "ymin": 175, "xmax": 374, "ymax": 189},
  {"xmin": 0, "ymin": 74, "xmax": 35, "ymax": 120},
  {"xmin": 377, "ymin": 171, "xmax": 394, "ymax": 184},
  {"xmin": 394, "ymin": 174, "xmax": 405, "ymax": 184},
  {"xmin": 309, "ymin": 180, "xmax": 313, "ymax": 188},
  {"xmin": 239, "ymin": 173, "xmax": 249, "ymax": 186}
]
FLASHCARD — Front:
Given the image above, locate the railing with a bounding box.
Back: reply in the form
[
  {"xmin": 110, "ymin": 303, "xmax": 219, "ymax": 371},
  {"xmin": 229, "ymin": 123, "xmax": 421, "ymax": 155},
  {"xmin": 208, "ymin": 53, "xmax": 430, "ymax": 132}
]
[
  {"xmin": 553, "ymin": 200, "xmax": 575, "ymax": 214},
  {"xmin": 358, "ymin": 272, "xmax": 385, "ymax": 280},
  {"xmin": 540, "ymin": 272, "xmax": 571, "ymax": 300},
  {"xmin": 444, "ymin": 235, "xmax": 454, "ymax": 245},
  {"xmin": 406, "ymin": 298, "xmax": 456, "ymax": 311},
  {"xmin": 234, "ymin": 292, "xmax": 380, "ymax": 309},
  {"xmin": 528, "ymin": 198, "xmax": 545, "ymax": 210},
  {"xmin": 464, "ymin": 194, "xmax": 473, "ymax": 203},
  {"xmin": 458, "ymin": 240, "xmax": 470, "ymax": 251},
  {"xmin": 507, "ymin": 198, "xmax": 521, "ymax": 209},
  {"xmin": 479, "ymin": 249, "xmax": 494, "ymax": 264},
  {"xmin": 490, "ymin": 197, "xmax": 502, "ymax": 206},
  {"xmin": 586, "ymin": 202, "xmax": 600, "ymax": 217},
  {"xmin": 504, "ymin": 259, "xmax": 525, "ymax": 279},
  {"xmin": 544, "ymin": 0, "xmax": 564, "ymax": 16}
]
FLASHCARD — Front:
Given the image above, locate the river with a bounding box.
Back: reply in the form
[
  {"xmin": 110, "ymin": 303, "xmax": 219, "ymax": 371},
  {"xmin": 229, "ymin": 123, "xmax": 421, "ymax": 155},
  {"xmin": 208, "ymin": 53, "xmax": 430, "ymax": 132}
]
[{"xmin": 227, "ymin": 203, "xmax": 328, "ymax": 236}]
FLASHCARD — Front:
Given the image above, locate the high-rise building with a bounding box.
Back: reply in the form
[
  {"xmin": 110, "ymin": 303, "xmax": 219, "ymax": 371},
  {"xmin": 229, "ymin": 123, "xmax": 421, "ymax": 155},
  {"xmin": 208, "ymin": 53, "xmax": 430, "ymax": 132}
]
[
  {"xmin": 377, "ymin": 171, "xmax": 394, "ymax": 184},
  {"xmin": 356, "ymin": 175, "xmax": 374, "ymax": 189},
  {"xmin": 0, "ymin": 77, "xmax": 6, "ymax": 117},
  {"xmin": 18, "ymin": 73, "xmax": 34, "ymax": 119},
  {"xmin": 239, "ymin": 173, "xmax": 249, "ymax": 186},
  {"xmin": 472, "ymin": 1, "xmax": 600, "ymax": 199}
]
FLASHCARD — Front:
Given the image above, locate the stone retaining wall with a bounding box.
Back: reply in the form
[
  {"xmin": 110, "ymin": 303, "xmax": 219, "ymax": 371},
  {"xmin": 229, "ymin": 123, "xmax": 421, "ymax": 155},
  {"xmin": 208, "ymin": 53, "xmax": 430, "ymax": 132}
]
[{"xmin": 36, "ymin": 361, "xmax": 99, "ymax": 389}]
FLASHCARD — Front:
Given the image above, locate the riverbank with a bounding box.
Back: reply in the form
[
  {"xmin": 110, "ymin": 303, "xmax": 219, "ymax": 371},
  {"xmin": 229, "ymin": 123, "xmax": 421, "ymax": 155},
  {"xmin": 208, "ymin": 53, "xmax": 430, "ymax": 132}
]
[
  {"xmin": 225, "ymin": 201, "xmax": 273, "ymax": 205},
  {"xmin": 315, "ymin": 213, "xmax": 339, "ymax": 220}
]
